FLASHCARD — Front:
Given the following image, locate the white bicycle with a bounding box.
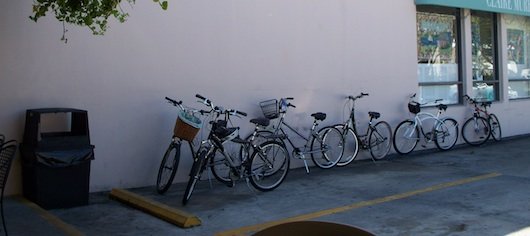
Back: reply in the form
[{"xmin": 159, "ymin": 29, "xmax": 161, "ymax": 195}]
[{"xmin": 393, "ymin": 94, "xmax": 459, "ymax": 155}]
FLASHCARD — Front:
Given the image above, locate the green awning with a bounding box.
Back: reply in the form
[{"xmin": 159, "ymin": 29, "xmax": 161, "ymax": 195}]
[{"xmin": 416, "ymin": 0, "xmax": 530, "ymax": 16}]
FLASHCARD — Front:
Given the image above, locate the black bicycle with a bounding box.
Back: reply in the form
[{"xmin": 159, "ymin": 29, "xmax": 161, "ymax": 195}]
[
  {"xmin": 461, "ymin": 95, "xmax": 501, "ymax": 146},
  {"xmin": 182, "ymin": 95, "xmax": 289, "ymax": 205},
  {"xmin": 331, "ymin": 93, "xmax": 392, "ymax": 166}
]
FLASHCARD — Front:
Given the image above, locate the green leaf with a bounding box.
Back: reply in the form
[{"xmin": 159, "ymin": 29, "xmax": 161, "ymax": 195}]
[{"xmin": 161, "ymin": 1, "xmax": 168, "ymax": 10}]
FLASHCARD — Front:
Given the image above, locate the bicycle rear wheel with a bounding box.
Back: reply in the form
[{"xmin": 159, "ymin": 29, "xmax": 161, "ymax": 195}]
[
  {"xmin": 248, "ymin": 141, "xmax": 289, "ymax": 191},
  {"xmin": 489, "ymin": 114, "xmax": 501, "ymax": 141},
  {"xmin": 369, "ymin": 121, "xmax": 392, "ymax": 160},
  {"xmin": 462, "ymin": 116, "xmax": 490, "ymax": 146},
  {"xmin": 182, "ymin": 149, "xmax": 209, "ymax": 205},
  {"xmin": 156, "ymin": 142, "xmax": 181, "ymax": 194},
  {"xmin": 334, "ymin": 125, "xmax": 359, "ymax": 167},
  {"xmin": 434, "ymin": 118, "xmax": 459, "ymax": 151},
  {"xmin": 311, "ymin": 127, "xmax": 344, "ymax": 169},
  {"xmin": 393, "ymin": 120, "xmax": 419, "ymax": 155}
]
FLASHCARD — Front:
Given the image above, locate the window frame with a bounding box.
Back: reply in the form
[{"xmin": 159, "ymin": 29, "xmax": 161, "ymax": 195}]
[
  {"xmin": 416, "ymin": 6, "xmax": 464, "ymax": 106},
  {"xmin": 470, "ymin": 10, "xmax": 501, "ymax": 102},
  {"xmin": 505, "ymin": 15, "xmax": 530, "ymax": 100}
]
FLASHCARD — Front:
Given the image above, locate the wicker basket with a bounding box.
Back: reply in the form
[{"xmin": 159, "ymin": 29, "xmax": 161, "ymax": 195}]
[
  {"xmin": 260, "ymin": 99, "xmax": 279, "ymax": 119},
  {"xmin": 408, "ymin": 102, "xmax": 421, "ymax": 114},
  {"xmin": 173, "ymin": 112, "xmax": 202, "ymax": 141}
]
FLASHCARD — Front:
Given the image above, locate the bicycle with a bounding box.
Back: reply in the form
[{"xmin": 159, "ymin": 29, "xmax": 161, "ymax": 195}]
[
  {"xmin": 393, "ymin": 94, "xmax": 459, "ymax": 155},
  {"xmin": 182, "ymin": 95, "xmax": 289, "ymax": 205},
  {"xmin": 255, "ymin": 97, "xmax": 344, "ymax": 173},
  {"xmin": 156, "ymin": 96, "xmax": 211, "ymax": 194},
  {"xmin": 461, "ymin": 95, "xmax": 501, "ymax": 146},
  {"xmin": 331, "ymin": 93, "xmax": 392, "ymax": 166}
]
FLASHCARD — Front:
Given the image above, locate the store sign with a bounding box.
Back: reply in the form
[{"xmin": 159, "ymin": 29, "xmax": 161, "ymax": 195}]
[{"xmin": 416, "ymin": 0, "xmax": 530, "ymax": 16}]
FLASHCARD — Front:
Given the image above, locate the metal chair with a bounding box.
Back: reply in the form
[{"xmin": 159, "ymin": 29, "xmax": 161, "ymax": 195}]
[{"xmin": 0, "ymin": 140, "xmax": 17, "ymax": 236}]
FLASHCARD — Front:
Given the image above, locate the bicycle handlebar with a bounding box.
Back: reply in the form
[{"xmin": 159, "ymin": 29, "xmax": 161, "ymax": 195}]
[
  {"xmin": 196, "ymin": 94, "xmax": 213, "ymax": 108},
  {"xmin": 228, "ymin": 109, "xmax": 247, "ymax": 117},
  {"xmin": 280, "ymin": 98, "xmax": 296, "ymax": 109},
  {"xmin": 166, "ymin": 97, "xmax": 211, "ymax": 116},
  {"xmin": 347, "ymin": 92, "xmax": 369, "ymax": 101},
  {"xmin": 165, "ymin": 97, "xmax": 182, "ymax": 106},
  {"xmin": 408, "ymin": 93, "xmax": 444, "ymax": 106},
  {"xmin": 463, "ymin": 95, "xmax": 491, "ymax": 108},
  {"xmin": 195, "ymin": 95, "xmax": 248, "ymax": 119}
]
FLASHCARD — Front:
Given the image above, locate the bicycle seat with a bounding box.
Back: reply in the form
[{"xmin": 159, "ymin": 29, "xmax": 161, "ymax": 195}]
[
  {"xmin": 437, "ymin": 104, "xmax": 448, "ymax": 111},
  {"xmin": 250, "ymin": 118, "xmax": 270, "ymax": 127},
  {"xmin": 311, "ymin": 112, "xmax": 326, "ymax": 121},
  {"xmin": 368, "ymin": 111, "xmax": 380, "ymax": 119},
  {"xmin": 481, "ymin": 101, "xmax": 492, "ymax": 107}
]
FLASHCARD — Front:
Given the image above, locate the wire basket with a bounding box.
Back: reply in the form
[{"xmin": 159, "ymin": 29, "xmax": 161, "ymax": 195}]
[
  {"xmin": 408, "ymin": 102, "xmax": 421, "ymax": 114},
  {"xmin": 173, "ymin": 112, "xmax": 202, "ymax": 141},
  {"xmin": 260, "ymin": 99, "xmax": 279, "ymax": 119}
]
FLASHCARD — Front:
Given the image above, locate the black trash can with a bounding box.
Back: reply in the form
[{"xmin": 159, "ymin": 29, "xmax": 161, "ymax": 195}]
[{"xmin": 20, "ymin": 108, "xmax": 94, "ymax": 209}]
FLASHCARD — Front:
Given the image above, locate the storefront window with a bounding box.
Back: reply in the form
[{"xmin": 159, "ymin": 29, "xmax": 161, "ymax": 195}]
[
  {"xmin": 417, "ymin": 6, "xmax": 461, "ymax": 105},
  {"xmin": 505, "ymin": 15, "xmax": 530, "ymax": 99},
  {"xmin": 471, "ymin": 11, "xmax": 499, "ymax": 101}
]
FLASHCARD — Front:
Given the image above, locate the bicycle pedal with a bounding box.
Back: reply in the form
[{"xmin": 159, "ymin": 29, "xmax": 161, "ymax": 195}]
[
  {"xmin": 225, "ymin": 181, "xmax": 235, "ymax": 188},
  {"xmin": 425, "ymin": 132, "xmax": 432, "ymax": 140}
]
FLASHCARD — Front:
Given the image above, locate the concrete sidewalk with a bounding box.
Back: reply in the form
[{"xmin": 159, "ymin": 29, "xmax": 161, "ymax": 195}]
[{"xmin": 4, "ymin": 136, "xmax": 530, "ymax": 235}]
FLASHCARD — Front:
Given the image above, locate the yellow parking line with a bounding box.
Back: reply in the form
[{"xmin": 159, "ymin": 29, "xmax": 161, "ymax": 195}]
[
  {"xmin": 216, "ymin": 172, "xmax": 501, "ymax": 236},
  {"xmin": 15, "ymin": 196, "xmax": 84, "ymax": 236}
]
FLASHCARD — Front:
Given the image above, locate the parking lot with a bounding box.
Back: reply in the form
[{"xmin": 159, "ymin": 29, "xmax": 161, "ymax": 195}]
[{"xmin": 4, "ymin": 135, "xmax": 530, "ymax": 235}]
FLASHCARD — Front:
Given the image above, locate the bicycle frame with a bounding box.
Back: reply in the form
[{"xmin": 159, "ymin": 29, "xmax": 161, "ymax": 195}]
[
  {"xmin": 343, "ymin": 100, "xmax": 376, "ymax": 149},
  {"xmin": 407, "ymin": 109, "xmax": 446, "ymax": 142},
  {"xmin": 266, "ymin": 108, "xmax": 331, "ymax": 173},
  {"xmin": 278, "ymin": 116, "xmax": 322, "ymax": 152}
]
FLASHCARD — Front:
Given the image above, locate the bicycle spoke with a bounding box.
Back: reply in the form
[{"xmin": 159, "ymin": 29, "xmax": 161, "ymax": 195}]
[{"xmin": 248, "ymin": 141, "xmax": 289, "ymax": 191}]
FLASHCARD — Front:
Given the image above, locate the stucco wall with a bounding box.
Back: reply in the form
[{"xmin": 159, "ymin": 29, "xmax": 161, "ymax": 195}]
[{"xmin": 1, "ymin": 1, "xmax": 528, "ymax": 195}]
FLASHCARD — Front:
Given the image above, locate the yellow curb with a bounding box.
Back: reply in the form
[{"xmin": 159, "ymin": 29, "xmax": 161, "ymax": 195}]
[{"xmin": 109, "ymin": 188, "xmax": 201, "ymax": 228}]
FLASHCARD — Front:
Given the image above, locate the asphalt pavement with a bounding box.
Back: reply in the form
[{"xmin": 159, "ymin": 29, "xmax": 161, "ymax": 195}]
[{"xmin": 4, "ymin": 135, "xmax": 530, "ymax": 235}]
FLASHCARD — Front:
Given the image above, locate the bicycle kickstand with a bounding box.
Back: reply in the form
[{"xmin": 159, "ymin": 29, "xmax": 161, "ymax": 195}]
[{"xmin": 302, "ymin": 157, "xmax": 310, "ymax": 174}]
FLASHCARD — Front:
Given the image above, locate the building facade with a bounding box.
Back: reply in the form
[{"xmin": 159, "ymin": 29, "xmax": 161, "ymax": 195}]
[{"xmin": 1, "ymin": 0, "xmax": 530, "ymax": 194}]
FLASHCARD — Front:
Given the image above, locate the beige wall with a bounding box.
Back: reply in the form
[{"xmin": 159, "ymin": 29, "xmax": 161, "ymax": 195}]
[{"xmin": 1, "ymin": 1, "xmax": 529, "ymax": 195}]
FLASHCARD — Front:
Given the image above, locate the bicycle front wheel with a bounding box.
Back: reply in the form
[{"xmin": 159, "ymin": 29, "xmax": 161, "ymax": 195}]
[
  {"xmin": 334, "ymin": 125, "xmax": 359, "ymax": 167},
  {"xmin": 248, "ymin": 141, "xmax": 290, "ymax": 191},
  {"xmin": 434, "ymin": 118, "xmax": 459, "ymax": 151},
  {"xmin": 182, "ymin": 149, "xmax": 208, "ymax": 205},
  {"xmin": 311, "ymin": 127, "xmax": 344, "ymax": 169},
  {"xmin": 211, "ymin": 140, "xmax": 244, "ymax": 186},
  {"xmin": 462, "ymin": 116, "xmax": 490, "ymax": 146},
  {"xmin": 209, "ymin": 150, "xmax": 233, "ymax": 187},
  {"xmin": 369, "ymin": 121, "xmax": 392, "ymax": 160},
  {"xmin": 393, "ymin": 120, "xmax": 419, "ymax": 155},
  {"xmin": 156, "ymin": 142, "xmax": 181, "ymax": 194},
  {"xmin": 489, "ymin": 114, "xmax": 502, "ymax": 141}
]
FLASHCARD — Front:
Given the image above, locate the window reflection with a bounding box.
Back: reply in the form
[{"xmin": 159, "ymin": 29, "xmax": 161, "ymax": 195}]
[
  {"xmin": 471, "ymin": 11, "xmax": 498, "ymax": 101},
  {"xmin": 506, "ymin": 15, "xmax": 530, "ymax": 99},
  {"xmin": 416, "ymin": 7, "xmax": 461, "ymax": 105}
]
